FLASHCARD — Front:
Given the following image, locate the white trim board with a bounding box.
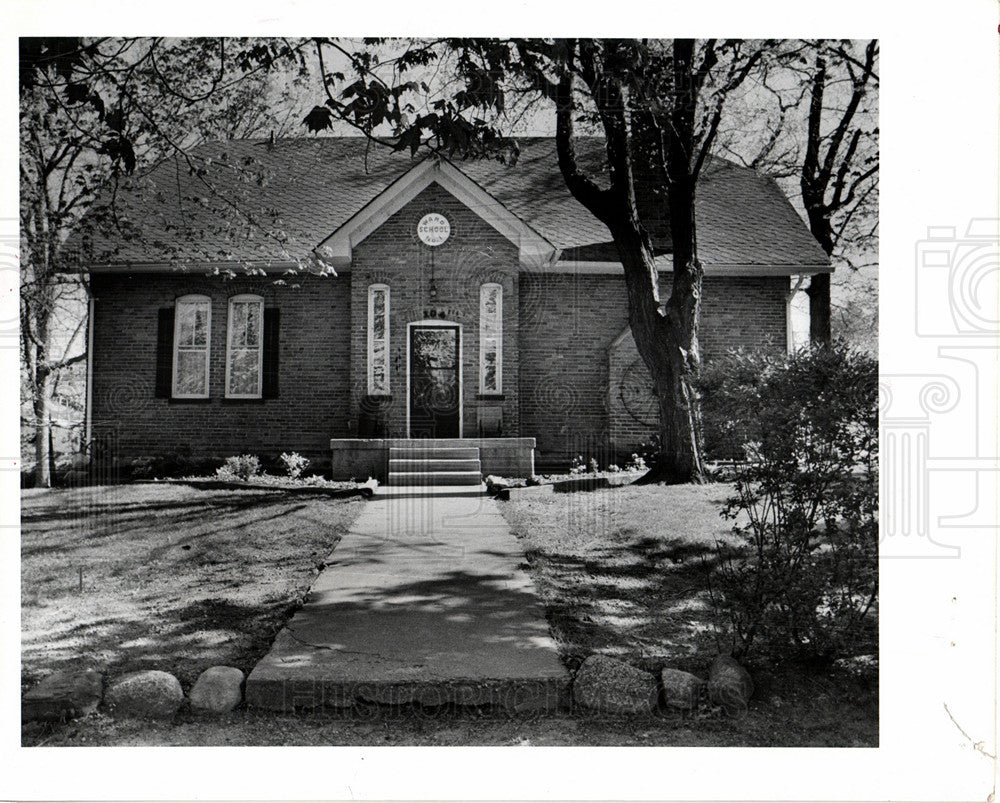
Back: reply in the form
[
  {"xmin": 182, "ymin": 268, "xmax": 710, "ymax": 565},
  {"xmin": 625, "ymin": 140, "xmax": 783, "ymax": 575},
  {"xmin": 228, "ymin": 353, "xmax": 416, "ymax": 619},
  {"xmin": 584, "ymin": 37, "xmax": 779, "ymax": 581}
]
[
  {"xmin": 545, "ymin": 260, "xmax": 833, "ymax": 276},
  {"xmin": 314, "ymin": 156, "xmax": 560, "ymax": 269},
  {"xmin": 86, "ymin": 258, "xmax": 831, "ymax": 277}
]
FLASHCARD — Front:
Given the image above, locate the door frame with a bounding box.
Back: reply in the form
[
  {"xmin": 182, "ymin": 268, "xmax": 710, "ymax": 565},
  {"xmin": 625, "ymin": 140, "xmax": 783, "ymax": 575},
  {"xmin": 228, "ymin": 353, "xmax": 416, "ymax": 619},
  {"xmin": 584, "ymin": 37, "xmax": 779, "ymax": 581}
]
[{"xmin": 405, "ymin": 320, "xmax": 463, "ymax": 438}]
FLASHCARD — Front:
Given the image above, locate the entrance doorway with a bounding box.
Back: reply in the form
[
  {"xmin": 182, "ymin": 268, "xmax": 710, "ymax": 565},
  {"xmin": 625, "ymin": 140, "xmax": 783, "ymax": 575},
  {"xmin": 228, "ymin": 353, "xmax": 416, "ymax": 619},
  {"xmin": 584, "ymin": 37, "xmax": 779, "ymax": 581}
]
[{"xmin": 408, "ymin": 324, "xmax": 461, "ymax": 438}]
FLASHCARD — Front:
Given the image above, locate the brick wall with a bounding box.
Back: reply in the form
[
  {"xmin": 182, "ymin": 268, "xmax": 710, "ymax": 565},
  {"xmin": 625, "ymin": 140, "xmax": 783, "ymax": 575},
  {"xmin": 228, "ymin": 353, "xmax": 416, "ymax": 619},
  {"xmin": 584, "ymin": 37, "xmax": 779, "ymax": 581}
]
[
  {"xmin": 517, "ymin": 272, "xmax": 629, "ymax": 469},
  {"xmin": 89, "ymin": 272, "xmax": 352, "ymax": 468},
  {"xmin": 349, "ymin": 181, "xmax": 521, "ymax": 438},
  {"xmin": 89, "ymin": 195, "xmax": 789, "ymax": 476},
  {"xmin": 520, "ymin": 272, "xmax": 789, "ymax": 467}
]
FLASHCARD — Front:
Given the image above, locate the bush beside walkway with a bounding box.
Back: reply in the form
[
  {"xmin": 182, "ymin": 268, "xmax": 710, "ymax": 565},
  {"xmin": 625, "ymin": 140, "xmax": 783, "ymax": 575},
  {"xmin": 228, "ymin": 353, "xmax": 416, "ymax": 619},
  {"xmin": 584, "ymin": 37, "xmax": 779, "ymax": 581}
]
[{"xmin": 499, "ymin": 483, "xmax": 878, "ymax": 746}]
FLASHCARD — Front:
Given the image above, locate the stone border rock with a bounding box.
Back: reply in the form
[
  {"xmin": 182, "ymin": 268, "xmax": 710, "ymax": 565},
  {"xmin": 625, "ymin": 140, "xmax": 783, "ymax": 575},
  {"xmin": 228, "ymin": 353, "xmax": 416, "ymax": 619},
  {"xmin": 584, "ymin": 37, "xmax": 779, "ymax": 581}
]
[
  {"xmin": 568, "ymin": 653, "xmax": 754, "ymax": 718},
  {"xmin": 104, "ymin": 670, "xmax": 184, "ymax": 719},
  {"xmin": 708, "ymin": 654, "xmax": 755, "ymax": 716},
  {"xmin": 22, "ymin": 669, "xmax": 103, "ymax": 723},
  {"xmin": 23, "ymin": 661, "xmax": 252, "ymax": 724},
  {"xmin": 572, "ymin": 655, "xmax": 659, "ymax": 714},
  {"xmin": 660, "ymin": 667, "xmax": 708, "ymax": 711},
  {"xmin": 189, "ymin": 666, "xmax": 245, "ymax": 713}
]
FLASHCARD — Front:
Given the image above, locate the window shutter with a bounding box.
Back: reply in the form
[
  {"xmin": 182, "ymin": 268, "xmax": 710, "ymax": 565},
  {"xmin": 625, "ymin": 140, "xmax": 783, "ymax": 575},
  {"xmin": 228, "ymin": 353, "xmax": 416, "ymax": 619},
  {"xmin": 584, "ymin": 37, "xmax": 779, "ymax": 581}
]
[
  {"xmin": 262, "ymin": 307, "xmax": 280, "ymax": 398},
  {"xmin": 155, "ymin": 308, "xmax": 174, "ymax": 398}
]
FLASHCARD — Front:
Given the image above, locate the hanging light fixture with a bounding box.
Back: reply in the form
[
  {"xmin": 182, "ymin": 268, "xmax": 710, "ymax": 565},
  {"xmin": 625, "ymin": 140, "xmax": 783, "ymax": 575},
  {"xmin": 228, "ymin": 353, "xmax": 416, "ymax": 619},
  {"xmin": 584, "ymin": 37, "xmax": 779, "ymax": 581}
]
[{"xmin": 429, "ymin": 244, "xmax": 438, "ymax": 299}]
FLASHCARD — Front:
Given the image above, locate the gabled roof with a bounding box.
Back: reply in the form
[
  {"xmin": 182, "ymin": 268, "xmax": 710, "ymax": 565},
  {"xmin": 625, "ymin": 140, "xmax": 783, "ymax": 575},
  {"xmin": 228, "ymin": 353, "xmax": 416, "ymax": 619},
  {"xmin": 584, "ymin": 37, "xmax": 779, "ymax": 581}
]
[
  {"xmin": 314, "ymin": 155, "xmax": 557, "ymax": 268},
  {"xmin": 73, "ymin": 137, "xmax": 831, "ymax": 273}
]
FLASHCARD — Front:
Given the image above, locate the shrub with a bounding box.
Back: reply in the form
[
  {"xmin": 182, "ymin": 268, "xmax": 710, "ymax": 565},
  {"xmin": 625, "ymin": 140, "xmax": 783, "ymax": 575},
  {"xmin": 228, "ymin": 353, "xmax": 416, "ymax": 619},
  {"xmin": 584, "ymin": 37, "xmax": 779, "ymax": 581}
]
[
  {"xmin": 569, "ymin": 455, "xmax": 587, "ymax": 475},
  {"xmin": 702, "ymin": 342, "xmax": 878, "ymax": 663},
  {"xmin": 697, "ymin": 348, "xmax": 785, "ymax": 461},
  {"xmin": 126, "ymin": 455, "xmax": 160, "ymax": 480},
  {"xmin": 624, "ymin": 453, "xmax": 647, "ymax": 472},
  {"xmin": 629, "ymin": 436, "xmax": 660, "ymax": 470},
  {"xmin": 216, "ymin": 454, "xmax": 262, "ymax": 481},
  {"xmin": 279, "ymin": 451, "xmax": 310, "ymax": 480}
]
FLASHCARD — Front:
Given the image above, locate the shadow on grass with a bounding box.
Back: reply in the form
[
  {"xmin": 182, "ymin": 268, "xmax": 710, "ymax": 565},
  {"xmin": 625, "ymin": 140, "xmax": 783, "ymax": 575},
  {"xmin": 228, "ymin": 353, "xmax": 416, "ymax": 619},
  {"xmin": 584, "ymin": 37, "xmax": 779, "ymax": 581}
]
[
  {"xmin": 24, "ymin": 596, "xmax": 304, "ymax": 688},
  {"xmin": 21, "ymin": 487, "xmax": 365, "ymax": 689},
  {"xmin": 21, "ymin": 492, "xmax": 316, "ymax": 559},
  {"xmin": 523, "ymin": 537, "xmax": 726, "ymax": 674}
]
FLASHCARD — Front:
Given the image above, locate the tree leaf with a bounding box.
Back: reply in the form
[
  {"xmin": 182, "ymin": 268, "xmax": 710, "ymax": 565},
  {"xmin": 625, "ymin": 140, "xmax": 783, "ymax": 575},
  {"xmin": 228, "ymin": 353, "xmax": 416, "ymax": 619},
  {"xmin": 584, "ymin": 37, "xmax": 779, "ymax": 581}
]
[{"xmin": 303, "ymin": 105, "xmax": 333, "ymax": 132}]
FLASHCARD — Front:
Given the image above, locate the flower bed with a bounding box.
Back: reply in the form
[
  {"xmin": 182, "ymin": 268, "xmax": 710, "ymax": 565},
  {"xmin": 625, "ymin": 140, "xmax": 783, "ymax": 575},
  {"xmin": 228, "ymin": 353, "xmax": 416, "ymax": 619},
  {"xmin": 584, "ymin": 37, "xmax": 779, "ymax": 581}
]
[{"xmin": 141, "ymin": 474, "xmax": 377, "ymax": 497}]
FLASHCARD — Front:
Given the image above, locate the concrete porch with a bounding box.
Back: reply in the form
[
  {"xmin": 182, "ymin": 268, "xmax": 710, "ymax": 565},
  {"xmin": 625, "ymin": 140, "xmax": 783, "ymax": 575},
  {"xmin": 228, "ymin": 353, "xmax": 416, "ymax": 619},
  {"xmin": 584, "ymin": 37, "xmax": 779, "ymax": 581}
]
[{"xmin": 329, "ymin": 437, "xmax": 535, "ymax": 483}]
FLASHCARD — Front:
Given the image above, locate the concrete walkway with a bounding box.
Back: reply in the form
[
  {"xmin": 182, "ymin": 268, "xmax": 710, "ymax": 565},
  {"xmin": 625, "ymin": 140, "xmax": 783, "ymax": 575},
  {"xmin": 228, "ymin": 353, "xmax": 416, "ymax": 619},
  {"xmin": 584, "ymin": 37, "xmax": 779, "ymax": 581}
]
[{"xmin": 245, "ymin": 486, "xmax": 569, "ymax": 712}]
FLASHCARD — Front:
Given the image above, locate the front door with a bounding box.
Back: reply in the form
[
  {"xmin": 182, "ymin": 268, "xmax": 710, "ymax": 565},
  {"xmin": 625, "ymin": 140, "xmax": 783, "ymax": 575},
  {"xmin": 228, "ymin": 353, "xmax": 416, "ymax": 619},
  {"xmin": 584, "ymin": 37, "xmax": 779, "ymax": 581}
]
[{"xmin": 409, "ymin": 325, "xmax": 461, "ymax": 438}]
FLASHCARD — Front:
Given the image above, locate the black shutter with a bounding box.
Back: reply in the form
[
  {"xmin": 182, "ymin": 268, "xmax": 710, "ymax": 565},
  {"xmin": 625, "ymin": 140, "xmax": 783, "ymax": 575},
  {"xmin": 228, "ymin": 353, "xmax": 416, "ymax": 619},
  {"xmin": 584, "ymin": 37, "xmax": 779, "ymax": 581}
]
[
  {"xmin": 155, "ymin": 308, "xmax": 174, "ymax": 398},
  {"xmin": 262, "ymin": 307, "xmax": 280, "ymax": 398}
]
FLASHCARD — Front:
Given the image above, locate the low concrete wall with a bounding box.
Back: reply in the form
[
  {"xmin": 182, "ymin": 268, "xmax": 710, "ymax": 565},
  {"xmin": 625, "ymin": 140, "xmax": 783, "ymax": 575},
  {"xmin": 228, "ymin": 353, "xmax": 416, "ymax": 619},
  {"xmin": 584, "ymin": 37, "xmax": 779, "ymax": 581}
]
[
  {"xmin": 330, "ymin": 438, "xmax": 536, "ymax": 481},
  {"xmin": 329, "ymin": 440, "xmax": 389, "ymax": 481},
  {"xmin": 475, "ymin": 439, "xmax": 535, "ymax": 478}
]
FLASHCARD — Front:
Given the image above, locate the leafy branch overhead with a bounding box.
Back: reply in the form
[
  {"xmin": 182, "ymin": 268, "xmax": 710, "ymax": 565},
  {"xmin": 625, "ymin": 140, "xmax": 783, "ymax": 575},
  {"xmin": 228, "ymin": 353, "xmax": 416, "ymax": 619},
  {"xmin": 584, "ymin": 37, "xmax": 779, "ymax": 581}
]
[
  {"xmin": 19, "ymin": 36, "xmax": 315, "ymax": 487},
  {"xmin": 293, "ymin": 38, "xmax": 812, "ymax": 482}
]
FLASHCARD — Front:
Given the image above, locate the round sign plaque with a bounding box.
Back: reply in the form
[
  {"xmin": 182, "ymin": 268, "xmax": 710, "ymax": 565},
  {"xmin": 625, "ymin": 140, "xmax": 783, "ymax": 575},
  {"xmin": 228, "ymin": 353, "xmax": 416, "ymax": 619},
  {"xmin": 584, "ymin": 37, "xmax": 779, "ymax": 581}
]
[{"xmin": 417, "ymin": 213, "xmax": 451, "ymax": 246}]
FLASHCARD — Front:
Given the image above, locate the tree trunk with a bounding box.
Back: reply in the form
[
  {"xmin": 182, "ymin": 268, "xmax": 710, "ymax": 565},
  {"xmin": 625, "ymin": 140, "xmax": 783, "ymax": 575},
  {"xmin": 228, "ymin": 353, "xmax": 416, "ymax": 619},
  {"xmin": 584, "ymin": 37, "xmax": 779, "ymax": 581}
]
[
  {"xmin": 550, "ymin": 39, "xmax": 706, "ymax": 483},
  {"xmin": 651, "ymin": 329, "xmax": 706, "ymax": 483},
  {"xmin": 626, "ymin": 39, "xmax": 707, "ymax": 484},
  {"xmin": 654, "ymin": 208, "xmax": 707, "ymax": 484},
  {"xmin": 806, "ymin": 272, "xmax": 832, "ymax": 346},
  {"xmin": 648, "ymin": 48, "xmax": 708, "ymax": 484},
  {"xmin": 33, "ymin": 374, "xmax": 52, "ymax": 488},
  {"xmin": 612, "ymin": 220, "xmax": 706, "ymax": 485}
]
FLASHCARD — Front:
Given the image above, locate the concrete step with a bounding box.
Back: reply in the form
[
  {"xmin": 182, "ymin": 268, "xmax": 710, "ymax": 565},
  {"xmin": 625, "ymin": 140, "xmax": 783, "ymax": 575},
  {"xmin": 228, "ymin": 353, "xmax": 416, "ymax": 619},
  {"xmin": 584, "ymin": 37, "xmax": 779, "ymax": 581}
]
[
  {"xmin": 389, "ymin": 446, "xmax": 480, "ymax": 460},
  {"xmin": 389, "ymin": 458, "xmax": 481, "ymax": 473},
  {"xmin": 387, "ymin": 471, "xmax": 483, "ymax": 486},
  {"xmin": 386, "ymin": 438, "xmax": 492, "ymax": 447}
]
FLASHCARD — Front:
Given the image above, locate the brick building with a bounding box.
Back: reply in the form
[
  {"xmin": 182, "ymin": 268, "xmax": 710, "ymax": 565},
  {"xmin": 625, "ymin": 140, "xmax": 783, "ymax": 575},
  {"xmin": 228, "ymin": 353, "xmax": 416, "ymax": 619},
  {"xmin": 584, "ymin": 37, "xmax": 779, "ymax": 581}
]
[{"xmin": 76, "ymin": 137, "xmax": 830, "ymax": 477}]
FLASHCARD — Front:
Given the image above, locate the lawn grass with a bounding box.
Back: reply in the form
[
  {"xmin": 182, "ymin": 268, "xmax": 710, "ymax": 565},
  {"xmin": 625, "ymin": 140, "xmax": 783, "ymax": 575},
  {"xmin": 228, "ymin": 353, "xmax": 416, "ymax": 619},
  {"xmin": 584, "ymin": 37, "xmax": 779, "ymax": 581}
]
[
  {"xmin": 21, "ymin": 481, "xmax": 876, "ymax": 747},
  {"xmin": 501, "ymin": 483, "xmax": 738, "ymax": 672},
  {"xmin": 22, "ymin": 701, "xmax": 873, "ymax": 747},
  {"xmin": 21, "ymin": 483, "xmax": 366, "ymax": 691},
  {"xmin": 499, "ymin": 482, "xmax": 878, "ymax": 747}
]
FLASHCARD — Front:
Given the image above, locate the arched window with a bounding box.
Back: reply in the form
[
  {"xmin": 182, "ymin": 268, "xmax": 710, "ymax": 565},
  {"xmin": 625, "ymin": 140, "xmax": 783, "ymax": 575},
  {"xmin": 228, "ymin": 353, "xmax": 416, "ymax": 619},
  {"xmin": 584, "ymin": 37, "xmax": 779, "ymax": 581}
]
[
  {"xmin": 367, "ymin": 284, "xmax": 390, "ymax": 394},
  {"xmin": 171, "ymin": 295, "xmax": 211, "ymax": 398},
  {"xmin": 225, "ymin": 294, "xmax": 264, "ymax": 398},
  {"xmin": 479, "ymin": 283, "xmax": 502, "ymax": 393}
]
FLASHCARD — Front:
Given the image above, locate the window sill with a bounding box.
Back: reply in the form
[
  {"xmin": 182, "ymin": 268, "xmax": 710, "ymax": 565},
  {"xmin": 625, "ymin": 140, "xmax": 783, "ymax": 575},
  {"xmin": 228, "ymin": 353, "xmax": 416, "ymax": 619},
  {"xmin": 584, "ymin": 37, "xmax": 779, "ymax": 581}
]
[
  {"xmin": 168, "ymin": 397, "xmax": 211, "ymax": 404},
  {"xmin": 476, "ymin": 393, "xmax": 505, "ymax": 401},
  {"xmin": 222, "ymin": 397, "xmax": 265, "ymax": 404}
]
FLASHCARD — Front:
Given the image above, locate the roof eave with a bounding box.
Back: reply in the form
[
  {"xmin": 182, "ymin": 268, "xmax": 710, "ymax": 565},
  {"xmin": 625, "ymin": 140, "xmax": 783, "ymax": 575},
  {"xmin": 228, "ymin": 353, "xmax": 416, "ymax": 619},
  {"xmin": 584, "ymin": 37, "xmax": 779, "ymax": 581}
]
[
  {"xmin": 316, "ymin": 155, "xmax": 560, "ymax": 268},
  {"xmin": 546, "ymin": 260, "xmax": 833, "ymax": 276},
  {"xmin": 83, "ymin": 258, "xmax": 319, "ymax": 275}
]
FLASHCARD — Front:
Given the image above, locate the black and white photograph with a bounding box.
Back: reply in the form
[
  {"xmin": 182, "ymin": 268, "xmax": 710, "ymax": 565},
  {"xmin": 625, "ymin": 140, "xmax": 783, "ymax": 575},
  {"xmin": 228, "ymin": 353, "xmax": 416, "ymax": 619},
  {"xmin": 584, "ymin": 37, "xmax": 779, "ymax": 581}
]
[{"xmin": 2, "ymin": 3, "xmax": 997, "ymax": 802}]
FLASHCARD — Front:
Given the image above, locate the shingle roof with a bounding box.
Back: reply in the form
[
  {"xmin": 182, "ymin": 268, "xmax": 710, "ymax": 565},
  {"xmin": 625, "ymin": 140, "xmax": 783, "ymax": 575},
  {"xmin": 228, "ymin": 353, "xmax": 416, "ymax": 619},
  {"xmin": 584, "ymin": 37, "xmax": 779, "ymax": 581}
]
[{"xmin": 72, "ymin": 137, "xmax": 829, "ymax": 270}]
